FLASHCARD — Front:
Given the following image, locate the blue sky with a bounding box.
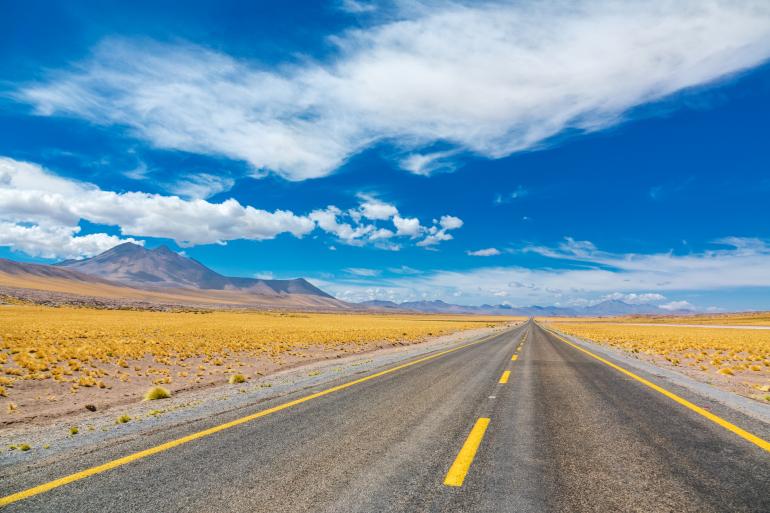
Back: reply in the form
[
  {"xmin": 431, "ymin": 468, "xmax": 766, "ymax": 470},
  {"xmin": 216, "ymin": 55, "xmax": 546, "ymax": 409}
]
[{"xmin": 1, "ymin": 0, "xmax": 770, "ymax": 310}]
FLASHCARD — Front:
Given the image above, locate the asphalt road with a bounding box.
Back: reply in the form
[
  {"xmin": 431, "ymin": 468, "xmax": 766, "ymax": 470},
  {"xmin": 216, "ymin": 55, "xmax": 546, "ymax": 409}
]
[{"xmin": 2, "ymin": 321, "xmax": 769, "ymax": 512}]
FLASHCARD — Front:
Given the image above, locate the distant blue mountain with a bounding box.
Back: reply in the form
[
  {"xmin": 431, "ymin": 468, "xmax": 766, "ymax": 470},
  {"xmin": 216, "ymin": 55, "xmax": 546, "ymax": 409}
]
[{"xmin": 358, "ymin": 299, "xmax": 685, "ymax": 316}]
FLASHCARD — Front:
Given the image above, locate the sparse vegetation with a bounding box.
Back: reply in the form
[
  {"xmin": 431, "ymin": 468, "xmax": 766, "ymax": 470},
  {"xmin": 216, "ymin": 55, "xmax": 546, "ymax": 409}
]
[
  {"xmin": 545, "ymin": 320, "xmax": 770, "ymax": 399},
  {"xmin": 19, "ymin": 444, "xmax": 31, "ymax": 451},
  {"xmin": 143, "ymin": 386, "xmax": 172, "ymax": 401},
  {"xmin": 228, "ymin": 374, "xmax": 246, "ymax": 384},
  {"xmin": 0, "ymin": 305, "xmax": 509, "ymax": 402},
  {"xmin": 70, "ymin": 426, "xmax": 79, "ymax": 435},
  {"xmin": 116, "ymin": 414, "xmax": 131, "ymax": 424}
]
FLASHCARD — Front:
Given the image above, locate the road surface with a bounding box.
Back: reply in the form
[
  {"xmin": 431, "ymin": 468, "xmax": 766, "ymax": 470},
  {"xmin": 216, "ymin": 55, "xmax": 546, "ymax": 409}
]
[{"xmin": 1, "ymin": 321, "xmax": 768, "ymax": 512}]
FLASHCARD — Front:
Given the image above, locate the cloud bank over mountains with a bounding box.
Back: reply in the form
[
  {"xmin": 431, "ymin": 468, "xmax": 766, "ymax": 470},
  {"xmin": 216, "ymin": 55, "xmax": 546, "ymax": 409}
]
[
  {"xmin": 16, "ymin": 0, "xmax": 770, "ymax": 181},
  {"xmin": 321, "ymin": 237, "xmax": 770, "ymax": 309}
]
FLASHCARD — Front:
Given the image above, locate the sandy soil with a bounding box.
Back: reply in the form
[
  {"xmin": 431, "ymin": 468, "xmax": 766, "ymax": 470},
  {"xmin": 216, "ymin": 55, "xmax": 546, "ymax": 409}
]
[{"xmin": 0, "ymin": 324, "xmax": 514, "ymax": 430}]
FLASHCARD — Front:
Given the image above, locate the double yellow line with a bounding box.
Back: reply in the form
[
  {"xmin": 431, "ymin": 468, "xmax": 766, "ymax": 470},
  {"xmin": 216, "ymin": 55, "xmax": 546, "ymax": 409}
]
[{"xmin": 0, "ymin": 329, "xmax": 514, "ymax": 508}]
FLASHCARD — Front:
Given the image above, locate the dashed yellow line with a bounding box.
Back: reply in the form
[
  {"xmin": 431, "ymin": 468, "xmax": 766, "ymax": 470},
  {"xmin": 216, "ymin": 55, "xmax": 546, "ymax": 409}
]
[
  {"xmin": 0, "ymin": 330, "xmax": 513, "ymax": 508},
  {"xmin": 498, "ymin": 370, "xmax": 511, "ymax": 384},
  {"xmin": 545, "ymin": 327, "xmax": 770, "ymax": 453},
  {"xmin": 443, "ymin": 417, "xmax": 491, "ymax": 487}
]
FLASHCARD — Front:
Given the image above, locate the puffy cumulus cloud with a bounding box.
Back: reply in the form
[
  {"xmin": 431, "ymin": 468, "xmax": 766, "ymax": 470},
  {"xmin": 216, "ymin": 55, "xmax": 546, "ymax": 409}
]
[
  {"xmin": 0, "ymin": 158, "xmax": 314, "ymax": 248},
  {"xmin": 393, "ymin": 215, "xmax": 422, "ymax": 237},
  {"xmin": 467, "ymin": 248, "xmax": 501, "ymax": 257},
  {"xmin": 356, "ymin": 195, "xmax": 399, "ymax": 220},
  {"xmin": 0, "ymin": 157, "xmax": 460, "ymax": 257},
  {"xmin": 0, "ymin": 223, "xmax": 142, "ymax": 260},
  {"xmin": 16, "ymin": 1, "xmax": 770, "ymax": 180},
  {"xmin": 312, "ymin": 197, "xmax": 461, "ymax": 248},
  {"xmin": 417, "ymin": 215, "xmax": 464, "ymax": 247},
  {"xmin": 318, "ymin": 238, "xmax": 770, "ymax": 307}
]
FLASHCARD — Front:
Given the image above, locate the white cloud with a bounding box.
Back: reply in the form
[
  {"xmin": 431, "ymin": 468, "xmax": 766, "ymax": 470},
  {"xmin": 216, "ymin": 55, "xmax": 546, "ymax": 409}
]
[
  {"xmin": 167, "ymin": 173, "xmax": 235, "ymax": 199},
  {"xmin": 467, "ymin": 248, "xmax": 501, "ymax": 257},
  {"xmin": 399, "ymin": 150, "xmax": 460, "ymax": 176},
  {"xmin": 319, "ymin": 237, "xmax": 770, "ymax": 307},
  {"xmin": 0, "ymin": 157, "xmax": 460, "ymax": 257},
  {"xmin": 659, "ymin": 300, "xmax": 695, "ymax": 311},
  {"xmin": 601, "ymin": 292, "xmax": 666, "ymax": 304},
  {"xmin": 338, "ymin": 0, "xmax": 377, "ymax": 14},
  {"xmin": 439, "ymin": 215, "xmax": 463, "ymax": 230},
  {"xmin": 0, "ymin": 223, "xmax": 142, "ymax": 260},
  {"xmin": 357, "ymin": 195, "xmax": 399, "ymax": 220},
  {"xmin": 345, "ymin": 267, "xmax": 381, "ymax": 277},
  {"xmin": 392, "ymin": 215, "xmax": 422, "ymax": 237},
  {"xmin": 16, "ymin": 1, "xmax": 770, "ymax": 180}
]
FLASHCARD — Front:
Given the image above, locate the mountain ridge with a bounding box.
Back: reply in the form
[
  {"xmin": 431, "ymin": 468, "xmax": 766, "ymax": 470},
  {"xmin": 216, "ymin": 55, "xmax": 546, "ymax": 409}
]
[
  {"xmin": 56, "ymin": 242, "xmax": 332, "ymax": 298},
  {"xmin": 358, "ymin": 298, "xmax": 690, "ymax": 316}
]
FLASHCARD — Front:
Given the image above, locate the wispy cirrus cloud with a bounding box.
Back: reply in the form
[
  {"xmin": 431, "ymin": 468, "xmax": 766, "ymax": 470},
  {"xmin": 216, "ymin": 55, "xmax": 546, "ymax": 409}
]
[{"xmin": 14, "ymin": 1, "xmax": 770, "ymax": 180}]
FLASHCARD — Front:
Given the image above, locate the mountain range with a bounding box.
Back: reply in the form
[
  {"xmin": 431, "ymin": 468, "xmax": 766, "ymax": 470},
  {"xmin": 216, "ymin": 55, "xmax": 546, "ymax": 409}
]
[
  {"xmin": 358, "ymin": 299, "xmax": 688, "ymax": 316},
  {"xmin": 0, "ymin": 243, "xmax": 346, "ymax": 310},
  {"xmin": 57, "ymin": 243, "xmax": 332, "ymax": 297},
  {"xmin": 0, "ymin": 242, "xmax": 691, "ymax": 315}
]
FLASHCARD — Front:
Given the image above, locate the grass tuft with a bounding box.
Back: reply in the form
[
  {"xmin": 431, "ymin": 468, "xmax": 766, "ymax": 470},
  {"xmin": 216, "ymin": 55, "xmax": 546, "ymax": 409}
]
[
  {"xmin": 19, "ymin": 444, "xmax": 31, "ymax": 451},
  {"xmin": 69, "ymin": 426, "xmax": 79, "ymax": 435},
  {"xmin": 228, "ymin": 374, "xmax": 246, "ymax": 384},
  {"xmin": 143, "ymin": 386, "xmax": 172, "ymax": 401},
  {"xmin": 116, "ymin": 414, "xmax": 131, "ymax": 424}
]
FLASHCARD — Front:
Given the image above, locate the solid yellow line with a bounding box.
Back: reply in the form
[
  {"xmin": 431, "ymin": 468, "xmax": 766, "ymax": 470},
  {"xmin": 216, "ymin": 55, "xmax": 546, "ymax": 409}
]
[
  {"xmin": 443, "ymin": 417, "xmax": 491, "ymax": 487},
  {"xmin": 545, "ymin": 327, "xmax": 770, "ymax": 453},
  {"xmin": 511, "ymin": 354, "xmax": 518, "ymax": 361},
  {"xmin": 498, "ymin": 370, "xmax": 511, "ymax": 383},
  {"xmin": 0, "ymin": 331, "xmax": 511, "ymax": 507}
]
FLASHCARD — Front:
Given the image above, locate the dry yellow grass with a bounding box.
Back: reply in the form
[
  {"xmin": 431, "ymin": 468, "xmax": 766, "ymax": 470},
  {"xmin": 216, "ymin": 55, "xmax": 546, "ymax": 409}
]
[
  {"xmin": 0, "ymin": 305, "xmax": 514, "ymax": 398},
  {"xmin": 546, "ymin": 321, "xmax": 770, "ymax": 390},
  {"xmin": 542, "ymin": 311, "xmax": 770, "ymax": 326}
]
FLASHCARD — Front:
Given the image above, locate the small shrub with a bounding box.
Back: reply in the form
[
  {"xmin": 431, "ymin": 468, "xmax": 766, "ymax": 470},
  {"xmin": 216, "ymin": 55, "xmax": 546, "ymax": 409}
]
[
  {"xmin": 228, "ymin": 374, "xmax": 246, "ymax": 384},
  {"xmin": 19, "ymin": 444, "xmax": 31, "ymax": 451},
  {"xmin": 143, "ymin": 386, "xmax": 171, "ymax": 401},
  {"xmin": 70, "ymin": 426, "xmax": 79, "ymax": 435},
  {"xmin": 85, "ymin": 404, "xmax": 97, "ymax": 412},
  {"xmin": 116, "ymin": 415, "xmax": 131, "ymax": 424},
  {"xmin": 717, "ymin": 368, "xmax": 734, "ymax": 376}
]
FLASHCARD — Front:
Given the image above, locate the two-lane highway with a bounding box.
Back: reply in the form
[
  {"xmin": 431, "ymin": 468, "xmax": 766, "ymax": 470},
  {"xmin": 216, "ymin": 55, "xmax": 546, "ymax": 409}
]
[{"xmin": 1, "ymin": 321, "xmax": 768, "ymax": 512}]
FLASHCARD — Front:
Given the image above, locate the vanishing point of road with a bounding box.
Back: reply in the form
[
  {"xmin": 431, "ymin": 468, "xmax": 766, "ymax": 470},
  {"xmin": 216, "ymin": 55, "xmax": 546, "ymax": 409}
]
[{"xmin": 1, "ymin": 320, "xmax": 768, "ymax": 512}]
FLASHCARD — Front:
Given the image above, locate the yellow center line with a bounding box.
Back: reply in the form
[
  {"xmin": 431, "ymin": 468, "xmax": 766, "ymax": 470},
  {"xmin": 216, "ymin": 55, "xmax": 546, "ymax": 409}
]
[
  {"xmin": 498, "ymin": 370, "xmax": 511, "ymax": 383},
  {"xmin": 443, "ymin": 417, "xmax": 491, "ymax": 487},
  {"xmin": 511, "ymin": 354, "xmax": 518, "ymax": 361},
  {"xmin": 543, "ymin": 326, "xmax": 770, "ymax": 453},
  {"xmin": 0, "ymin": 330, "xmax": 513, "ymax": 508}
]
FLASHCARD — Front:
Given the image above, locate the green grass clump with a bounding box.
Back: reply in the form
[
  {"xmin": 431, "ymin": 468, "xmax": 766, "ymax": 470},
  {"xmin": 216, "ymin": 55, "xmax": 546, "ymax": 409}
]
[
  {"xmin": 70, "ymin": 426, "xmax": 79, "ymax": 435},
  {"xmin": 116, "ymin": 415, "xmax": 131, "ymax": 424},
  {"xmin": 143, "ymin": 386, "xmax": 172, "ymax": 401},
  {"xmin": 228, "ymin": 374, "xmax": 246, "ymax": 384},
  {"xmin": 19, "ymin": 444, "xmax": 31, "ymax": 451}
]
